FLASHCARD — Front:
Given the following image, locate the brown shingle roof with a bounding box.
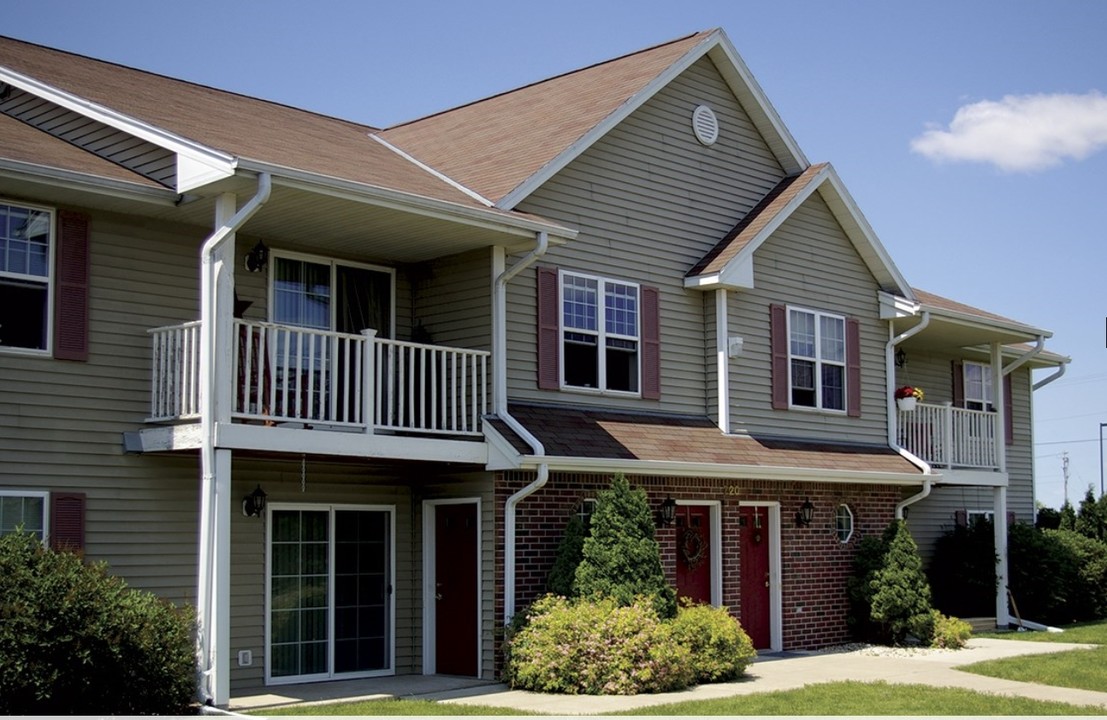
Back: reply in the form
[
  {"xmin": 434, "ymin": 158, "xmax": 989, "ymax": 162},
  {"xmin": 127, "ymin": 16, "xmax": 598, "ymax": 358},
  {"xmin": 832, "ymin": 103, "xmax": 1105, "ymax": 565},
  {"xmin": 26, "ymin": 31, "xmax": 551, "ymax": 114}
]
[
  {"xmin": 379, "ymin": 30, "xmax": 716, "ymax": 204},
  {"xmin": 0, "ymin": 36, "xmax": 481, "ymax": 206},
  {"xmin": 687, "ymin": 163, "xmax": 826, "ymax": 278},
  {"xmin": 912, "ymin": 288, "xmax": 1028, "ymax": 327},
  {"xmin": 497, "ymin": 404, "xmax": 920, "ymax": 475}
]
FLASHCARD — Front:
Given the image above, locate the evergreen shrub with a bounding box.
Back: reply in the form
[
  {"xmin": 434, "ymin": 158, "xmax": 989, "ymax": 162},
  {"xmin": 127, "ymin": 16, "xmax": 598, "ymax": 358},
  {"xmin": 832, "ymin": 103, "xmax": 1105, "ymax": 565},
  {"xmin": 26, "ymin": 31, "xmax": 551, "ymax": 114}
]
[
  {"xmin": 546, "ymin": 513, "xmax": 585, "ymax": 596},
  {"xmin": 0, "ymin": 530, "xmax": 196, "ymax": 715}
]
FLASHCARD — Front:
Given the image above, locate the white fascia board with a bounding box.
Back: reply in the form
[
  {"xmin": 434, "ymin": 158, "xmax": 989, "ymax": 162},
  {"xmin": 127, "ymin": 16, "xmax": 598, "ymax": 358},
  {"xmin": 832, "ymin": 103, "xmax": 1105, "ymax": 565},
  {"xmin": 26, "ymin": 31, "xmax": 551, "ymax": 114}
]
[
  {"xmin": 707, "ymin": 34, "xmax": 808, "ymax": 174},
  {"xmin": 933, "ymin": 469, "xmax": 1009, "ymax": 488},
  {"xmin": 495, "ymin": 31, "xmax": 722, "ymax": 211},
  {"xmin": 369, "ymin": 134, "xmax": 495, "ymax": 208},
  {"xmin": 819, "ymin": 166, "xmax": 914, "ymax": 299},
  {"xmin": 215, "ymin": 423, "xmax": 488, "ymax": 464},
  {"xmin": 518, "ymin": 455, "xmax": 926, "ymax": 486},
  {"xmin": 483, "ymin": 422, "xmax": 524, "ymax": 471},
  {"xmin": 0, "ymin": 159, "xmax": 179, "ymax": 205},
  {"xmin": 0, "ymin": 66, "xmax": 236, "ymax": 192},
  {"xmin": 239, "ymin": 159, "xmax": 577, "ymax": 241},
  {"xmin": 923, "ymin": 305, "xmax": 1053, "ymax": 341},
  {"xmin": 878, "ymin": 291, "xmax": 920, "ymax": 320},
  {"xmin": 683, "ymin": 258, "xmax": 754, "ymax": 291}
]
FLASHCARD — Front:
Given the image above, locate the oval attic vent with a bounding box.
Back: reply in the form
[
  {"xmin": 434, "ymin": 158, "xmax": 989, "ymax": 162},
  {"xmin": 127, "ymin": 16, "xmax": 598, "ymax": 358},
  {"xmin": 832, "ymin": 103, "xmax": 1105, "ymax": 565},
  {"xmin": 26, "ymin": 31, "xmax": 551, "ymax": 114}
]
[{"xmin": 692, "ymin": 104, "xmax": 719, "ymax": 146}]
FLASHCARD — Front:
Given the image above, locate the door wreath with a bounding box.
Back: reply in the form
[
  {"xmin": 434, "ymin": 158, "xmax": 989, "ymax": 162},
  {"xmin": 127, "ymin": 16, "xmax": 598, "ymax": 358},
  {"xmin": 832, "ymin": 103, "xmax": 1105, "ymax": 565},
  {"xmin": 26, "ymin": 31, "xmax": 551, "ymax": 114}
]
[{"xmin": 680, "ymin": 527, "xmax": 707, "ymax": 570}]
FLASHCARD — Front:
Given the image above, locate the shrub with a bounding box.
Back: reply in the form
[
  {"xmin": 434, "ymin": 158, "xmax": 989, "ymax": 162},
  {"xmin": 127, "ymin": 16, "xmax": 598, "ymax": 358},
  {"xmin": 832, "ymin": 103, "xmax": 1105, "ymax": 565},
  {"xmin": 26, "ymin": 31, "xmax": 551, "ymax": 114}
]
[
  {"xmin": 574, "ymin": 474, "xmax": 676, "ymax": 618},
  {"xmin": 546, "ymin": 514, "xmax": 586, "ymax": 596},
  {"xmin": 0, "ymin": 530, "xmax": 196, "ymax": 715},
  {"xmin": 929, "ymin": 518, "xmax": 997, "ymax": 618},
  {"xmin": 846, "ymin": 533, "xmax": 889, "ymax": 642},
  {"xmin": 505, "ymin": 595, "xmax": 693, "ymax": 694},
  {"xmin": 929, "ymin": 610, "xmax": 972, "ymax": 649},
  {"xmin": 668, "ymin": 600, "xmax": 756, "ymax": 683},
  {"xmin": 870, "ymin": 520, "xmax": 934, "ymax": 644}
]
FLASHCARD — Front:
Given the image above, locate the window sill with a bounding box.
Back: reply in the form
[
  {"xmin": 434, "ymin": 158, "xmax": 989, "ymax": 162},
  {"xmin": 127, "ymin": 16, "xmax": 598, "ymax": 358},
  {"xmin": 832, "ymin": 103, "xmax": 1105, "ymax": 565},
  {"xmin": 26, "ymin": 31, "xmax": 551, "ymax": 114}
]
[{"xmin": 560, "ymin": 385, "xmax": 642, "ymax": 400}]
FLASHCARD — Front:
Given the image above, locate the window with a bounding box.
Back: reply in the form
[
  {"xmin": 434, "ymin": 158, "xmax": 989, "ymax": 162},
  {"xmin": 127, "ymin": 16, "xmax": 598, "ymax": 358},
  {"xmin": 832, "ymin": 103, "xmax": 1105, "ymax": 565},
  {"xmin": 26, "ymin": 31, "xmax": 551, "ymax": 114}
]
[
  {"xmin": 576, "ymin": 498, "xmax": 597, "ymax": 531},
  {"xmin": 0, "ymin": 490, "xmax": 48, "ymax": 541},
  {"xmin": 834, "ymin": 504, "xmax": 854, "ymax": 543},
  {"xmin": 0, "ymin": 202, "xmax": 53, "ymax": 353},
  {"xmin": 788, "ymin": 308, "xmax": 846, "ymax": 411},
  {"xmin": 967, "ymin": 510, "xmax": 994, "ymax": 525},
  {"xmin": 561, "ymin": 271, "xmax": 640, "ymax": 394},
  {"xmin": 963, "ymin": 362, "xmax": 994, "ymax": 411}
]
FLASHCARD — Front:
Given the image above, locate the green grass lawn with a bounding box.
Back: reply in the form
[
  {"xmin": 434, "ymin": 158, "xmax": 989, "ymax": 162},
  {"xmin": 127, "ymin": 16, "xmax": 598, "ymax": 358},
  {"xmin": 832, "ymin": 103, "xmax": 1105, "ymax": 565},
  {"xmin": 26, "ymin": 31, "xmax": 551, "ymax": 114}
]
[
  {"xmin": 257, "ymin": 681, "xmax": 1102, "ymax": 716},
  {"xmin": 962, "ymin": 618, "xmax": 1107, "ymax": 693}
]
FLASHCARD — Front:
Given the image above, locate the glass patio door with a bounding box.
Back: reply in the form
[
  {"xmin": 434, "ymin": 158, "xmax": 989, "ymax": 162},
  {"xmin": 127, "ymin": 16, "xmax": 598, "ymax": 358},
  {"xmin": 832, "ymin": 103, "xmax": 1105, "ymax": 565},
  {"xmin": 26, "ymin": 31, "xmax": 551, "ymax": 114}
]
[{"xmin": 268, "ymin": 506, "xmax": 392, "ymax": 683}]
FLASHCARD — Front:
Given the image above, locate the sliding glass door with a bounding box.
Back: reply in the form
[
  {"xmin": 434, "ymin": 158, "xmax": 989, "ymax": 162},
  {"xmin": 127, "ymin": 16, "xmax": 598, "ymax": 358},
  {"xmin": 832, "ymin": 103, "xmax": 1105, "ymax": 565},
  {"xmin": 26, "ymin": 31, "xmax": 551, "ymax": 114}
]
[{"xmin": 267, "ymin": 505, "xmax": 393, "ymax": 683}]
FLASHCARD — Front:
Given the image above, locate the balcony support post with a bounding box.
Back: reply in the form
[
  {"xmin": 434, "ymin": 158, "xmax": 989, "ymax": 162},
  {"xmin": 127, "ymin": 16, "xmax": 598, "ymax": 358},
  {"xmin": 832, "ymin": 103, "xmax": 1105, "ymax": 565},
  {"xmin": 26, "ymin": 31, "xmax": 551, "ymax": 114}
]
[
  {"xmin": 942, "ymin": 402, "xmax": 954, "ymax": 469},
  {"xmin": 362, "ymin": 329, "xmax": 376, "ymax": 434},
  {"xmin": 994, "ymin": 485, "xmax": 1010, "ymax": 627},
  {"xmin": 991, "ymin": 342, "xmax": 1006, "ymax": 474}
]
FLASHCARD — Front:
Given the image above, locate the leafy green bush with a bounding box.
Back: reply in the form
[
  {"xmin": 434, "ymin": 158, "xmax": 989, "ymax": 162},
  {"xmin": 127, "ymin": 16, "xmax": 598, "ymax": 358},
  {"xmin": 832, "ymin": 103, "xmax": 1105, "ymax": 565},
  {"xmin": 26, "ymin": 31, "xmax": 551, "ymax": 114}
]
[
  {"xmin": 506, "ymin": 595, "xmax": 693, "ymax": 694},
  {"xmin": 929, "ymin": 610, "xmax": 972, "ymax": 649},
  {"xmin": 668, "ymin": 601, "xmax": 756, "ymax": 682},
  {"xmin": 574, "ymin": 474, "xmax": 676, "ymax": 618},
  {"xmin": 546, "ymin": 513, "xmax": 586, "ymax": 596},
  {"xmin": 0, "ymin": 530, "xmax": 196, "ymax": 715},
  {"xmin": 846, "ymin": 533, "xmax": 889, "ymax": 642}
]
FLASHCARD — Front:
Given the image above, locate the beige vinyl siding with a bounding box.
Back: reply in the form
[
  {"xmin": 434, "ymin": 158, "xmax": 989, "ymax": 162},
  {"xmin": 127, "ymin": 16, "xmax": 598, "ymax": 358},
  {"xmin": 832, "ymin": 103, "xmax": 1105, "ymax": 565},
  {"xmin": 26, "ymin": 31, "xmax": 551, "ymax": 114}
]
[
  {"xmin": 894, "ymin": 355, "xmax": 1035, "ymax": 560},
  {"xmin": 0, "ymin": 87, "xmax": 176, "ymax": 186},
  {"xmin": 415, "ymin": 248, "xmax": 492, "ymax": 351},
  {"xmin": 0, "ymin": 208, "xmax": 206, "ymax": 604},
  {"xmin": 509, "ymin": 55, "xmax": 786, "ymax": 413},
  {"xmin": 728, "ymin": 193, "xmax": 888, "ymax": 443}
]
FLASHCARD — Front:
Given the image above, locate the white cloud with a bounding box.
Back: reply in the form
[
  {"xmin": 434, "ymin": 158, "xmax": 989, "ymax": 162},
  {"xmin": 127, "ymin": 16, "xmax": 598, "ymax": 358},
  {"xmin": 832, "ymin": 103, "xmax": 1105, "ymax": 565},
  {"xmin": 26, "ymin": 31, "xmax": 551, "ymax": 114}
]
[{"xmin": 910, "ymin": 91, "xmax": 1107, "ymax": 172}]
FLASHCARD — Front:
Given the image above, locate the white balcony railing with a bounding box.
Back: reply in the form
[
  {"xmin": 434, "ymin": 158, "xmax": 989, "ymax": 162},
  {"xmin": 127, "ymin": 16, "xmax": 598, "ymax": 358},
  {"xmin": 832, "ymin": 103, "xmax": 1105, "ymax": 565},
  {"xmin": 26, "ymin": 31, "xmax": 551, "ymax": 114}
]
[
  {"xmin": 896, "ymin": 401, "xmax": 999, "ymax": 469},
  {"xmin": 148, "ymin": 320, "xmax": 489, "ymax": 436}
]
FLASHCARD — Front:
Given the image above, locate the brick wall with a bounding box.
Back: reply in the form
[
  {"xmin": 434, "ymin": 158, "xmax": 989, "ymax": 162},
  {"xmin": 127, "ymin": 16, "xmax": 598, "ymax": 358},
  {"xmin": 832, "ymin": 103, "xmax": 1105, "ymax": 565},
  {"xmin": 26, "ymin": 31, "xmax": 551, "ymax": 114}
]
[{"xmin": 494, "ymin": 470, "xmax": 901, "ymax": 665}]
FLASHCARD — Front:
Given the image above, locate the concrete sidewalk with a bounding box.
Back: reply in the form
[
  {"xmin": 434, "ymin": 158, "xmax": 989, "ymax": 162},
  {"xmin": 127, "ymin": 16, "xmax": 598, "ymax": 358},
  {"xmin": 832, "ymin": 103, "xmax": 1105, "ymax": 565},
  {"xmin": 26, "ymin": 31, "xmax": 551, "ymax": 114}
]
[{"xmin": 435, "ymin": 638, "xmax": 1107, "ymax": 715}]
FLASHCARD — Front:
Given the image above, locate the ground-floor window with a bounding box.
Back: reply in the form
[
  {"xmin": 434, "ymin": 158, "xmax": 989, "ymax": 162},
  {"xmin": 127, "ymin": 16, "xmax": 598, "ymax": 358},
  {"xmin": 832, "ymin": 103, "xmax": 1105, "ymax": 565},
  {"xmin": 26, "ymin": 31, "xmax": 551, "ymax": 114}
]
[
  {"xmin": 267, "ymin": 505, "xmax": 393, "ymax": 683},
  {"xmin": 0, "ymin": 490, "xmax": 47, "ymax": 541}
]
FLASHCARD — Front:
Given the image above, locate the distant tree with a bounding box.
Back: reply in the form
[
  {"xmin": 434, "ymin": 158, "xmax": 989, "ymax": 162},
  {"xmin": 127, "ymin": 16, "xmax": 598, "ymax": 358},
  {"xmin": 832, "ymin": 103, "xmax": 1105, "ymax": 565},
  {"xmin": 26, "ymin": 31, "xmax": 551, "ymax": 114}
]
[
  {"xmin": 1060, "ymin": 501, "xmax": 1077, "ymax": 531},
  {"xmin": 1076, "ymin": 487, "xmax": 1107, "ymax": 542},
  {"xmin": 574, "ymin": 474, "xmax": 676, "ymax": 618},
  {"xmin": 1035, "ymin": 505, "xmax": 1062, "ymax": 530}
]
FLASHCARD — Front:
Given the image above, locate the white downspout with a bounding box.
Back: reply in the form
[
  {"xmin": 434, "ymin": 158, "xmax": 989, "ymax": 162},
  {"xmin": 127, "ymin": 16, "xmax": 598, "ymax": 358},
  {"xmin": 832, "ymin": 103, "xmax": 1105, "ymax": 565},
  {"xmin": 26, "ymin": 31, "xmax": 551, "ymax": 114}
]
[
  {"xmin": 492, "ymin": 233, "xmax": 550, "ymax": 625},
  {"xmin": 715, "ymin": 289, "xmax": 729, "ymax": 433},
  {"xmin": 1032, "ymin": 361, "xmax": 1066, "ymax": 391},
  {"xmin": 196, "ymin": 173, "xmax": 271, "ymax": 706}
]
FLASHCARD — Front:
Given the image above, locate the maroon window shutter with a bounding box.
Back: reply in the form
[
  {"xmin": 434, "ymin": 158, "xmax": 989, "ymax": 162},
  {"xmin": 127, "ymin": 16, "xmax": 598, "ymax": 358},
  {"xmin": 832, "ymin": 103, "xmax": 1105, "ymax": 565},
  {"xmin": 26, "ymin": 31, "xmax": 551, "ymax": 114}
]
[
  {"xmin": 1004, "ymin": 373, "xmax": 1014, "ymax": 445},
  {"xmin": 53, "ymin": 211, "xmax": 91, "ymax": 361},
  {"xmin": 1006, "ymin": 511, "xmax": 1016, "ymax": 526},
  {"xmin": 640, "ymin": 285, "xmax": 660, "ymax": 400},
  {"xmin": 954, "ymin": 509, "xmax": 967, "ymax": 528},
  {"xmin": 536, "ymin": 266, "xmax": 560, "ymax": 390},
  {"xmin": 50, "ymin": 491, "xmax": 86, "ymax": 554},
  {"xmin": 846, "ymin": 317, "xmax": 862, "ymax": 417},
  {"xmin": 951, "ymin": 361, "xmax": 964, "ymax": 407},
  {"xmin": 770, "ymin": 304, "xmax": 788, "ymax": 409}
]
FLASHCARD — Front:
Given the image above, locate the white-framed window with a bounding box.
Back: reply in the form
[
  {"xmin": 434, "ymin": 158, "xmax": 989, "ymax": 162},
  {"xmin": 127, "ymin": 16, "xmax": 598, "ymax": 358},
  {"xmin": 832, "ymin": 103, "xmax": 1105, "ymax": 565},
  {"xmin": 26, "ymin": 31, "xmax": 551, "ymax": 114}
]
[
  {"xmin": 270, "ymin": 251, "xmax": 395, "ymax": 338},
  {"xmin": 0, "ymin": 490, "xmax": 48, "ymax": 541},
  {"xmin": 834, "ymin": 504, "xmax": 854, "ymax": 543},
  {"xmin": 561, "ymin": 270, "xmax": 640, "ymax": 394},
  {"xmin": 963, "ymin": 362, "xmax": 994, "ymax": 411},
  {"xmin": 967, "ymin": 510, "xmax": 994, "ymax": 525},
  {"xmin": 576, "ymin": 498, "xmax": 597, "ymax": 530},
  {"xmin": 0, "ymin": 201, "xmax": 54, "ymax": 354},
  {"xmin": 788, "ymin": 307, "xmax": 846, "ymax": 411}
]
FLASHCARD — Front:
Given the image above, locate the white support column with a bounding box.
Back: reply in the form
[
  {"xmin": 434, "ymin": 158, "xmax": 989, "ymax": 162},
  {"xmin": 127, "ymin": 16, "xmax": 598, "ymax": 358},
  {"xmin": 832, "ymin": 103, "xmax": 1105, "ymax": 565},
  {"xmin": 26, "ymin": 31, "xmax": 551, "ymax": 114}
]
[
  {"xmin": 991, "ymin": 342, "xmax": 1006, "ymax": 473},
  {"xmin": 715, "ymin": 289, "xmax": 729, "ymax": 433},
  {"xmin": 994, "ymin": 485, "xmax": 1010, "ymax": 627}
]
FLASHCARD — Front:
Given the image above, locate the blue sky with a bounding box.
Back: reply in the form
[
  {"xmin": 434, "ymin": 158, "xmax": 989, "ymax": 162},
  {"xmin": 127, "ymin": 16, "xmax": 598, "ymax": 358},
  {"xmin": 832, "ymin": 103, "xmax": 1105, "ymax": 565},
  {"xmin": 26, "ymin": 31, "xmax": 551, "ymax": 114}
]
[{"xmin": 6, "ymin": 0, "xmax": 1106, "ymax": 511}]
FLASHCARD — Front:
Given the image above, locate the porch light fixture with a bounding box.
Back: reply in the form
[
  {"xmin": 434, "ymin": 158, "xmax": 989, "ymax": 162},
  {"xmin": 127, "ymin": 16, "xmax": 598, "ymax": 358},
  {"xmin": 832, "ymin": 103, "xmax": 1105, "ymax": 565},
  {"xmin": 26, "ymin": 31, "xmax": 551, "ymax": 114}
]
[
  {"xmin": 659, "ymin": 496, "xmax": 677, "ymax": 527},
  {"xmin": 894, "ymin": 348, "xmax": 907, "ymax": 368},
  {"xmin": 244, "ymin": 239, "xmax": 269, "ymax": 273},
  {"xmin": 795, "ymin": 498, "xmax": 815, "ymax": 527},
  {"xmin": 241, "ymin": 484, "xmax": 267, "ymax": 517}
]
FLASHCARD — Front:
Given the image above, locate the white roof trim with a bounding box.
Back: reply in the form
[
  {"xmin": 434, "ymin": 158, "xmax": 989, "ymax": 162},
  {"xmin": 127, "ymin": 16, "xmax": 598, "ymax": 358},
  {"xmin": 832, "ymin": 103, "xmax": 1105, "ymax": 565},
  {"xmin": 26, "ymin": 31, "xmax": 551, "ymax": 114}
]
[
  {"xmin": 0, "ymin": 65, "xmax": 235, "ymax": 193},
  {"xmin": 369, "ymin": 133, "xmax": 495, "ymax": 208},
  {"xmin": 495, "ymin": 29, "xmax": 808, "ymax": 211},
  {"xmin": 0, "ymin": 158, "xmax": 179, "ymax": 204},
  {"xmin": 879, "ymin": 291, "xmax": 920, "ymax": 320}
]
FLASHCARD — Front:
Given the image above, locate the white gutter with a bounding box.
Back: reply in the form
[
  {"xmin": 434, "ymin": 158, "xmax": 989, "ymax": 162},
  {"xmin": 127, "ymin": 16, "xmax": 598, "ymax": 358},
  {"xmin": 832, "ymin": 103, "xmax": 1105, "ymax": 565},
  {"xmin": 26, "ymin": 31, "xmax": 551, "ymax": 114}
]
[
  {"xmin": 886, "ymin": 311, "xmax": 932, "ymax": 474},
  {"xmin": 896, "ymin": 477, "xmax": 932, "ymax": 520},
  {"xmin": 196, "ymin": 173, "xmax": 271, "ymax": 705},
  {"xmin": 491, "ymin": 232, "xmax": 550, "ymax": 625},
  {"xmin": 1033, "ymin": 361, "xmax": 1067, "ymax": 391}
]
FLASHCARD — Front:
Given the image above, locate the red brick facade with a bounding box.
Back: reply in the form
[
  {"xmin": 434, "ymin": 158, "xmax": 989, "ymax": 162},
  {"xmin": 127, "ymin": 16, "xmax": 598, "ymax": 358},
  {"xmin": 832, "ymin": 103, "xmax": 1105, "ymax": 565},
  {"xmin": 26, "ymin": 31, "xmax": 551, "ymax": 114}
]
[{"xmin": 494, "ymin": 469, "xmax": 901, "ymax": 665}]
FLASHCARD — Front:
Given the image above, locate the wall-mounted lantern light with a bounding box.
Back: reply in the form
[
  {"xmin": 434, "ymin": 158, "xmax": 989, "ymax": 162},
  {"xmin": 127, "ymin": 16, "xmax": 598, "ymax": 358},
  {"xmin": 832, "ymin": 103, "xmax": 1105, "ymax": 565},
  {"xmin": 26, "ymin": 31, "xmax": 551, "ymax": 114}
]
[
  {"xmin": 659, "ymin": 496, "xmax": 677, "ymax": 527},
  {"xmin": 795, "ymin": 497, "xmax": 815, "ymax": 527},
  {"xmin": 242, "ymin": 484, "xmax": 268, "ymax": 517},
  {"xmin": 244, "ymin": 240, "xmax": 269, "ymax": 273}
]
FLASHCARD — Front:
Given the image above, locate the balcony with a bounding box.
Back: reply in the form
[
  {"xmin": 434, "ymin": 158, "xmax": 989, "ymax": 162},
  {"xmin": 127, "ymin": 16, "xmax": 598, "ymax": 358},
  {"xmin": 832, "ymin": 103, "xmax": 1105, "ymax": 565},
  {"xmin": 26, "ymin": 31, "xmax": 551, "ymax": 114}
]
[
  {"xmin": 148, "ymin": 320, "xmax": 489, "ymax": 440},
  {"xmin": 896, "ymin": 401, "xmax": 999, "ymax": 470}
]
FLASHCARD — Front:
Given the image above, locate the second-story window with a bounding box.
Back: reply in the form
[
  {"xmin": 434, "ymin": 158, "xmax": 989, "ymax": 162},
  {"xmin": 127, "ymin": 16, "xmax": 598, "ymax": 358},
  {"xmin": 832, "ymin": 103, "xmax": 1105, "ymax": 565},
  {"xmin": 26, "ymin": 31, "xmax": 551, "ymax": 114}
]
[
  {"xmin": 963, "ymin": 361, "xmax": 994, "ymax": 411},
  {"xmin": 561, "ymin": 271, "xmax": 640, "ymax": 394},
  {"xmin": 0, "ymin": 202, "xmax": 53, "ymax": 353},
  {"xmin": 788, "ymin": 307, "xmax": 846, "ymax": 411}
]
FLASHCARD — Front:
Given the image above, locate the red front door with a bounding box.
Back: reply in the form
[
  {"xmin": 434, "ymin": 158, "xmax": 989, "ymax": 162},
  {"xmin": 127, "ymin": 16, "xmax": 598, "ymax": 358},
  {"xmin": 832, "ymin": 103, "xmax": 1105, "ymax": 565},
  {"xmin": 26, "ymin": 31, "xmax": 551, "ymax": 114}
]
[
  {"xmin": 434, "ymin": 502, "xmax": 478, "ymax": 676},
  {"xmin": 675, "ymin": 504, "xmax": 712, "ymax": 605},
  {"xmin": 739, "ymin": 505, "xmax": 772, "ymax": 649}
]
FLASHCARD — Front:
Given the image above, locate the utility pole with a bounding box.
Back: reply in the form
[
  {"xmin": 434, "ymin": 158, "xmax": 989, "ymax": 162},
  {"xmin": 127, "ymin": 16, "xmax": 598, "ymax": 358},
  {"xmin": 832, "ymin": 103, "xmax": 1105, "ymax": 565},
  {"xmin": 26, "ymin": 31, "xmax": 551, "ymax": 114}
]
[{"xmin": 1063, "ymin": 451, "xmax": 1070, "ymax": 505}]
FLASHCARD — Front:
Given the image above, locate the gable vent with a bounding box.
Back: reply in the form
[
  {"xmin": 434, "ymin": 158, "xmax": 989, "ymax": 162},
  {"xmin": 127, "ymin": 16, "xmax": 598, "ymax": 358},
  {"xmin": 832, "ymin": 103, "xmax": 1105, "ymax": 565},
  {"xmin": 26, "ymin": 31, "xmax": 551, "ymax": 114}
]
[{"xmin": 691, "ymin": 104, "xmax": 719, "ymax": 146}]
